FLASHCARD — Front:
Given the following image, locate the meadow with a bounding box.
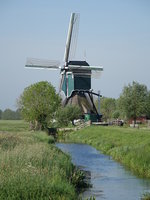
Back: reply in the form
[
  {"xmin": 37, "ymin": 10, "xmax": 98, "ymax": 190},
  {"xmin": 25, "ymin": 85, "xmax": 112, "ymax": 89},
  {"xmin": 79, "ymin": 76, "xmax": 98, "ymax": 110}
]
[
  {"xmin": 65, "ymin": 125, "xmax": 150, "ymax": 179},
  {"xmin": 0, "ymin": 120, "xmax": 86, "ymax": 200},
  {"xmin": 1, "ymin": 120, "xmax": 150, "ymax": 199}
]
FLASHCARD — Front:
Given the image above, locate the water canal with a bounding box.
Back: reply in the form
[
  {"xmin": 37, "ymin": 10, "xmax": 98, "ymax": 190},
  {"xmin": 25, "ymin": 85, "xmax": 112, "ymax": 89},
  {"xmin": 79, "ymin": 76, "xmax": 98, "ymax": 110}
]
[{"xmin": 56, "ymin": 143, "xmax": 150, "ymax": 200}]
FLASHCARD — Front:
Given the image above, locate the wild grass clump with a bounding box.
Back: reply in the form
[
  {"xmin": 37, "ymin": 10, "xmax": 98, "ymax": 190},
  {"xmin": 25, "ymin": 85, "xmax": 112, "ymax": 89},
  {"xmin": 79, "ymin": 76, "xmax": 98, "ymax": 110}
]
[
  {"xmin": 32, "ymin": 131, "xmax": 55, "ymax": 144},
  {"xmin": 66, "ymin": 126, "xmax": 150, "ymax": 178},
  {"xmin": 0, "ymin": 135, "xmax": 21, "ymax": 150},
  {"xmin": 0, "ymin": 143, "xmax": 76, "ymax": 200},
  {"xmin": 0, "ymin": 120, "xmax": 83, "ymax": 200},
  {"xmin": 141, "ymin": 192, "xmax": 150, "ymax": 200}
]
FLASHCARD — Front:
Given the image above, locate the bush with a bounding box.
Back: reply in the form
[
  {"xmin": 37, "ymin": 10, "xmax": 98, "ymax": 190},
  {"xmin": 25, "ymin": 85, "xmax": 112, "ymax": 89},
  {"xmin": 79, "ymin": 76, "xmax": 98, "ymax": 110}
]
[
  {"xmin": 56, "ymin": 105, "xmax": 81, "ymax": 127},
  {"xmin": 141, "ymin": 193, "xmax": 150, "ymax": 200}
]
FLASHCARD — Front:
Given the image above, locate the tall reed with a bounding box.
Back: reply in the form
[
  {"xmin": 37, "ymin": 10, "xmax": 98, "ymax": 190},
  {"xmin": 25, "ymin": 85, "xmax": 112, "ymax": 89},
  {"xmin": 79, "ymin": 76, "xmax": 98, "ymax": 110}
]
[{"xmin": 0, "ymin": 121, "xmax": 79, "ymax": 200}]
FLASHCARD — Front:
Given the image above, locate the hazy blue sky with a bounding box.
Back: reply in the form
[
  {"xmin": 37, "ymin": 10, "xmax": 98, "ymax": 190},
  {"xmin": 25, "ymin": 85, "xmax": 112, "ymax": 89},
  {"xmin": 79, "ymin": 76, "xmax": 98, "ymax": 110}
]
[{"xmin": 0, "ymin": 0, "xmax": 150, "ymax": 110}]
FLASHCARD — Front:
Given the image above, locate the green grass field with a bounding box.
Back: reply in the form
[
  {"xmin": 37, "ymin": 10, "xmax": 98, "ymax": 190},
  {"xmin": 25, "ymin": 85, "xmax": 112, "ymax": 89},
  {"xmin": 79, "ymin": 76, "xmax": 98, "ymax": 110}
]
[
  {"xmin": 1, "ymin": 121, "xmax": 150, "ymax": 199},
  {"xmin": 0, "ymin": 120, "xmax": 84, "ymax": 200},
  {"xmin": 65, "ymin": 125, "xmax": 150, "ymax": 179}
]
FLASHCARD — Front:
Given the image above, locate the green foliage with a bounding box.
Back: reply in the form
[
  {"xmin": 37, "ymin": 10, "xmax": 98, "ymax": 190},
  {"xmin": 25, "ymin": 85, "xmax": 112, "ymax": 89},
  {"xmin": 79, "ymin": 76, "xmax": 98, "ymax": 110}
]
[
  {"xmin": 95, "ymin": 82, "xmax": 150, "ymax": 122},
  {"xmin": 112, "ymin": 110, "xmax": 120, "ymax": 119},
  {"xmin": 146, "ymin": 91, "xmax": 150, "ymax": 118},
  {"xmin": 96, "ymin": 97, "xmax": 117, "ymax": 121},
  {"xmin": 1, "ymin": 109, "xmax": 22, "ymax": 120},
  {"xmin": 118, "ymin": 81, "xmax": 148, "ymax": 122},
  {"xmin": 85, "ymin": 197, "xmax": 96, "ymax": 200},
  {"xmin": 56, "ymin": 105, "xmax": 81, "ymax": 126},
  {"xmin": 18, "ymin": 81, "xmax": 61, "ymax": 130},
  {"xmin": 141, "ymin": 193, "xmax": 150, "ymax": 200},
  {"xmin": 66, "ymin": 126, "xmax": 150, "ymax": 178},
  {"xmin": 32, "ymin": 131, "xmax": 55, "ymax": 144},
  {"xmin": 0, "ymin": 109, "xmax": 2, "ymax": 119},
  {"xmin": 70, "ymin": 168, "xmax": 88, "ymax": 190}
]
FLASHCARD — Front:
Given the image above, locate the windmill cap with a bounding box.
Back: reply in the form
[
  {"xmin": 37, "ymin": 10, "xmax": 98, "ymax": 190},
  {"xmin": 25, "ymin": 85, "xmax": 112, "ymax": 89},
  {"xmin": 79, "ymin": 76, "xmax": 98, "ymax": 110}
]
[{"xmin": 68, "ymin": 60, "xmax": 89, "ymax": 66}]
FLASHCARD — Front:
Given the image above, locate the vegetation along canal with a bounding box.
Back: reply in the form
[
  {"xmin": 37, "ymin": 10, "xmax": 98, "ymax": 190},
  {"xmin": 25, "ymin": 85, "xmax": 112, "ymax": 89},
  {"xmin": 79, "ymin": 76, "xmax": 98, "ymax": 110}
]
[{"xmin": 56, "ymin": 143, "xmax": 150, "ymax": 200}]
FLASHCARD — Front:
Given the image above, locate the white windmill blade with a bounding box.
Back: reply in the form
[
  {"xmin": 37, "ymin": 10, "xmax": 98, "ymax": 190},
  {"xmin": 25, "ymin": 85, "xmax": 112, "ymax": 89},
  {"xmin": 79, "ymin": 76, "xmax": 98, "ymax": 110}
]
[
  {"xmin": 91, "ymin": 66, "xmax": 103, "ymax": 79},
  {"xmin": 68, "ymin": 13, "xmax": 80, "ymax": 61},
  {"xmin": 25, "ymin": 58, "xmax": 61, "ymax": 70},
  {"xmin": 64, "ymin": 13, "xmax": 80, "ymax": 64}
]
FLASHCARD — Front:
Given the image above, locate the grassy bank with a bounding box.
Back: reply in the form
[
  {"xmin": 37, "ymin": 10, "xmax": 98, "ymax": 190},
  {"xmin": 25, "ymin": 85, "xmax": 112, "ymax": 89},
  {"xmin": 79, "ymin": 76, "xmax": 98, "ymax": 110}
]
[
  {"xmin": 0, "ymin": 120, "xmax": 86, "ymax": 200},
  {"xmin": 65, "ymin": 126, "xmax": 150, "ymax": 178}
]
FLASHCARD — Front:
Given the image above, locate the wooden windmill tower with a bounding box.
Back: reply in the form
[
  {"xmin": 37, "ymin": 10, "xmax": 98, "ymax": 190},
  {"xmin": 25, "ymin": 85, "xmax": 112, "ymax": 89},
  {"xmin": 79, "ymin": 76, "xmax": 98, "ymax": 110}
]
[{"xmin": 25, "ymin": 13, "xmax": 103, "ymax": 122}]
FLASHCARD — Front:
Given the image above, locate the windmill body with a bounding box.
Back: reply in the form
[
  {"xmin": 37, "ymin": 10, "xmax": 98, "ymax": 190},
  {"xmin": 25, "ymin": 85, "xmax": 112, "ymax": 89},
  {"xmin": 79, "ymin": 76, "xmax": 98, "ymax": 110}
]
[
  {"xmin": 25, "ymin": 13, "xmax": 103, "ymax": 122},
  {"xmin": 60, "ymin": 61, "xmax": 91, "ymax": 97}
]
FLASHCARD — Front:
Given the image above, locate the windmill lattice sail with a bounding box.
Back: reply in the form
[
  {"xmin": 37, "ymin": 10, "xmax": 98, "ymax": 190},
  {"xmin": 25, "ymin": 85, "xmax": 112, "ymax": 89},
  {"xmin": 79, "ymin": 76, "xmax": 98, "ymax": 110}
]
[
  {"xmin": 64, "ymin": 13, "xmax": 80, "ymax": 64},
  {"xmin": 25, "ymin": 58, "xmax": 60, "ymax": 69}
]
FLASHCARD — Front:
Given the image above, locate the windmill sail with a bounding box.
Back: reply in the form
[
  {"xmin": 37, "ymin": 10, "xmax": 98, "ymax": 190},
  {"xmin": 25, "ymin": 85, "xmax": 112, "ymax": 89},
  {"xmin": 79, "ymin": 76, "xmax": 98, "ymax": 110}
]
[
  {"xmin": 25, "ymin": 58, "xmax": 60, "ymax": 69},
  {"xmin": 64, "ymin": 13, "xmax": 80, "ymax": 64},
  {"xmin": 91, "ymin": 69, "xmax": 103, "ymax": 79}
]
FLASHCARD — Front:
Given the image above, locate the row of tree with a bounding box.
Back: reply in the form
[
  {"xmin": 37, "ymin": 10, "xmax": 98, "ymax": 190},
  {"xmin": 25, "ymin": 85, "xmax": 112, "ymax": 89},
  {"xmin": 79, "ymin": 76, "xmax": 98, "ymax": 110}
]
[
  {"xmin": 2, "ymin": 81, "xmax": 149, "ymax": 127},
  {"xmin": 0, "ymin": 109, "xmax": 22, "ymax": 120},
  {"xmin": 97, "ymin": 81, "xmax": 150, "ymax": 123}
]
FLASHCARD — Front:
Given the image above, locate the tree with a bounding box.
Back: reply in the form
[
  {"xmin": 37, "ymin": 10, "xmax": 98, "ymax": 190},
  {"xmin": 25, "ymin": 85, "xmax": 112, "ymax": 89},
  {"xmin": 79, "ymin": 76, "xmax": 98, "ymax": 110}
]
[
  {"xmin": 112, "ymin": 110, "xmax": 120, "ymax": 119},
  {"xmin": 98, "ymin": 97, "xmax": 117, "ymax": 121},
  {"xmin": 2, "ymin": 109, "xmax": 16, "ymax": 120},
  {"xmin": 0, "ymin": 109, "xmax": 2, "ymax": 119},
  {"xmin": 118, "ymin": 81, "xmax": 148, "ymax": 124},
  {"xmin": 1, "ymin": 108, "xmax": 22, "ymax": 120},
  {"xmin": 146, "ymin": 91, "xmax": 150, "ymax": 118},
  {"xmin": 56, "ymin": 105, "xmax": 81, "ymax": 126},
  {"xmin": 15, "ymin": 109, "xmax": 22, "ymax": 120},
  {"xmin": 1, "ymin": 109, "xmax": 22, "ymax": 120},
  {"xmin": 18, "ymin": 81, "xmax": 61, "ymax": 130}
]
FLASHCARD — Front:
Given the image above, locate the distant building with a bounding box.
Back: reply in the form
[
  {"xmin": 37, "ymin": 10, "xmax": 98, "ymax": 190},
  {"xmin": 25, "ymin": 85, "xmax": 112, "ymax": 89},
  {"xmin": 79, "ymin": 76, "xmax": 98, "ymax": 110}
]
[{"xmin": 128, "ymin": 115, "xmax": 149, "ymax": 124}]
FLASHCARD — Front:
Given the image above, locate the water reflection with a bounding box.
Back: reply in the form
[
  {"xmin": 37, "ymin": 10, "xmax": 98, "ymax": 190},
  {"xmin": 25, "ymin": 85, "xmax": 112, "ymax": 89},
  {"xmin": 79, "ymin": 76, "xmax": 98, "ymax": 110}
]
[{"xmin": 56, "ymin": 143, "xmax": 150, "ymax": 200}]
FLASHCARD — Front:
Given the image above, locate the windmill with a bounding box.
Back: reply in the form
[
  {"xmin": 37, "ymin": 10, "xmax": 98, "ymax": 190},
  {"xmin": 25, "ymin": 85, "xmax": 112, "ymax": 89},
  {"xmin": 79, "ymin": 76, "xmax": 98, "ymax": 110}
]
[{"xmin": 25, "ymin": 13, "xmax": 103, "ymax": 122}]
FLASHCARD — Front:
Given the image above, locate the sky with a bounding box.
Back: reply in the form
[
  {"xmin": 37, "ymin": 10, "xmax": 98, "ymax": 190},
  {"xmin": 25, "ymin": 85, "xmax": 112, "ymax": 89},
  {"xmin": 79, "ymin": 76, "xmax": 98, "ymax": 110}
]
[{"xmin": 0, "ymin": 0, "xmax": 150, "ymax": 110}]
